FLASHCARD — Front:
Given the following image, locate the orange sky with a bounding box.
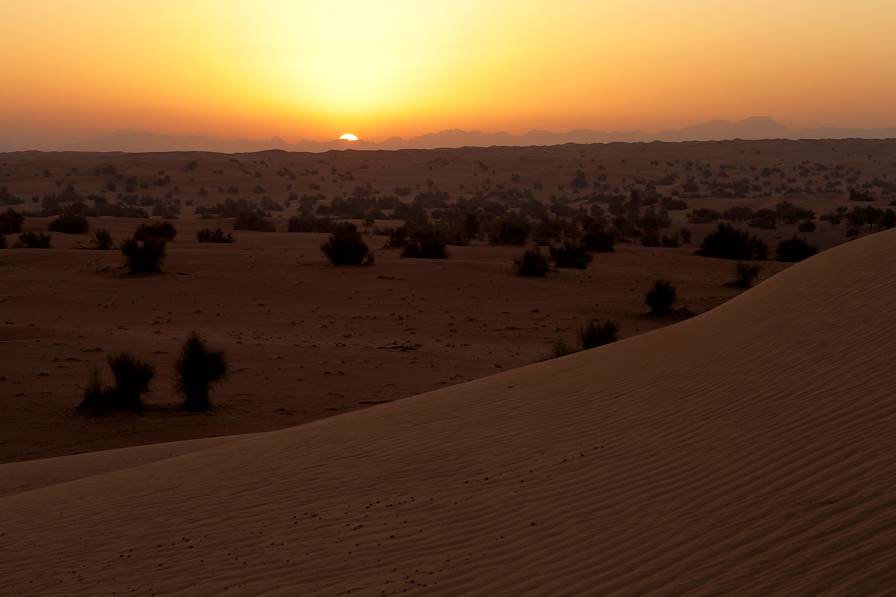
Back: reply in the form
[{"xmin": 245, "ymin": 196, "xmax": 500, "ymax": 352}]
[{"xmin": 2, "ymin": 0, "xmax": 895, "ymax": 146}]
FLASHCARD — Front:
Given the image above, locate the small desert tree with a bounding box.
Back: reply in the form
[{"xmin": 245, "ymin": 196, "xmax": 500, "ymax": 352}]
[
  {"xmin": 175, "ymin": 333, "xmax": 228, "ymax": 411},
  {"xmin": 646, "ymin": 280, "xmax": 677, "ymax": 316}
]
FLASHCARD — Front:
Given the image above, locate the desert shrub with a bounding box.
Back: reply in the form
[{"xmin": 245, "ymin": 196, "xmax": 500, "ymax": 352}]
[
  {"xmin": 581, "ymin": 229, "xmax": 615, "ymax": 252},
  {"xmin": 78, "ymin": 353, "xmax": 154, "ymax": 415},
  {"xmin": 698, "ymin": 223, "xmax": 768, "ymax": 260},
  {"xmin": 514, "ymin": 247, "xmax": 550, "ymax": 277},
  {"xmin": 19, "ymin": 231, "xmax": 52, "ymax": 248},
  {"xmin": 646, "ymin": 280, "xmax": 677, "ymax": 315},
  {"xmin": 175, "ymin": 333, "xmax": 227, "ymax": 411},
  {"xmin": 402, "ymin": 227, "xmax": 448, "ymax": 259},
  {"xmin": 48, "ymin": 211, "xmax": 89, "ymax": 234},
  {"xmin": 0, "ymin": 208, "xmax": 24, "ymax": 235},
  {"xmin": 798, "ymin": 220, "xmax": 816, "ymax": 233},
  {"xmin": 490, "ymin": 215, "xmax": 531, "ymax": 245},
  {"xmin": 135, "ymin": 220, "xmax": 177, "ymax": 241},
  {"xmin": 233, "ymin": 209, "xmax": 275, "ymax": 232},
  {"xmin": 733, "ymin": 262, "xmax": 761, "ymax": 288},
  {"xmin": 640, "ymin": 234, "xmax": 660, "ymax": 247},
  {"xmin": 0, "ymin": 234, "xmax": 5, "ymax": 249},
  {"xmin": 287, "ymin": 214, "xmax": 332, "ymax": 233},
  {"xmin": 121, "ymin": 236, "xmax": 166, "ymax": 273},
  {"xmin": 661, "ymin": 234, "xmax": 680, "ymax": 248},
  {"xmin": 386, "ymin": 226, "xmax": 409, "ymax": 248},
  {"xmin": 550, "ymin": 241, "xmax": 592, "ymax": 269},
  {"xmin": 321, "ymin": 222, "xmax": 373, "ymax": 265},
  {"xmin": 775, "ymin": 236, "xmax": 818, "ymax": 262},
  {"xmin": 550, "ymin": 338, "xmax": 576, "ymax": 359},
  {"xmin": 577, "ymin": 319, "xmax": 619, "ymax": 349},
  {"xmin": 197, "ymin": 227, "xmax": 234, "ymax": 243},
  {"xmin": 93, "ymin": 228, "xmax": 113, "ymax": 250}
]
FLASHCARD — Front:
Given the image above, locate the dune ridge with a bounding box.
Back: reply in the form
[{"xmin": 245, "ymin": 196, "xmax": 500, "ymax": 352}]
[{"xmin": 3, "ymin": 231, "xmax": 896, "ymax": 595}]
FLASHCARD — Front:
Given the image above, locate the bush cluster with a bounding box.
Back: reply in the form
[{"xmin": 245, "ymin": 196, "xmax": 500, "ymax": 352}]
[{"xmin": 197, "ymin": 227, "xmax": 234, "ymax": 243}]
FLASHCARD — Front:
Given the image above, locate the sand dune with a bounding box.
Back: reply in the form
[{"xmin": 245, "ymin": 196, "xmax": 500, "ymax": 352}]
[{"xmin": 3, "ymin": 230, "xmax": 896, "ymax": 595}]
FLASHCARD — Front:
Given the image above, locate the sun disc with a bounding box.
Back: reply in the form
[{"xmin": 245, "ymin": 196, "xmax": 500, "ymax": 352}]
[{"xmin": 339, "ymin": 133, "xmax": 359, "ymax": 142}]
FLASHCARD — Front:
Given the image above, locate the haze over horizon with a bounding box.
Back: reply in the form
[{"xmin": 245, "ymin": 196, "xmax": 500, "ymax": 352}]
[{"xmin": 3, "ymin": 0, "xmax": 895, "ymax": 152}]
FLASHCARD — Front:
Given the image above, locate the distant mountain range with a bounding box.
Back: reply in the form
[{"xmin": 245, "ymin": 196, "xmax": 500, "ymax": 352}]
[{"xmin": 7, "ymin": 117, "xmax": 896, "ymax": 153}]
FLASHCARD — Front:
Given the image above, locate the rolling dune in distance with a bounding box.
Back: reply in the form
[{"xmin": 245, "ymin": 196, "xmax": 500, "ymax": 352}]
[{"xmin": 3, "ymin": 230, "xmax": 895, "ymax": 595}]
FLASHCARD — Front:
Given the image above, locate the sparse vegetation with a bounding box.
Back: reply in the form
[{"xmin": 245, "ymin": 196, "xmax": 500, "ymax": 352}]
[
  {"xmin": 78, "ymin": 353, "xmax": 154, "ymax": 415},
  {"xmin": 577, "ymin": 319, "xmax": 619, "ymax": 349},
  {"xmin": 514, "ymin": 246, "xmax": 550, "ymax": 277},
  {"xmin": 733, "ymin": 262, "xmax": 761, "ymax": 288},
  {"xmin": 646, "ymin": 280, "xmax": 677, "ymax": 315},
  {"xmin": 197, "ymin": 227, "xmax": 234, "ymax": 243},
  {"xmin": 121, "ymin": 236, "xmax": 166, "ymax": 273},
  {"xmin": 93, "ymin": 228, "xmax": 113, "ymax": 250},
  {"xmin": 19, "ymin": 231, "xmax": 52, "ymax": 248},
  {"xmin": 175, "ymin": 333, "xmax": 228, "ymax": 411},
  {"xmin": 321, "ymin": 222, "xmax": 373, "ymax": 265},
  {"xmin": 775, "ymin": 236, "xmax": 818, "ymax": 262}
]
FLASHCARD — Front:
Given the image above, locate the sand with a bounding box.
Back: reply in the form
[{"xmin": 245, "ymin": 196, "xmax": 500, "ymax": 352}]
[{"xmin": 2, "ymin": 229, "xmax": 894, "ymax": 595}]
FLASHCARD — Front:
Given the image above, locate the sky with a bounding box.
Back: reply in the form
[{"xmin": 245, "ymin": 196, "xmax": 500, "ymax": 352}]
[{"xmin": 1, "ymin": 0, "xmax": 895, "ymax": 148}]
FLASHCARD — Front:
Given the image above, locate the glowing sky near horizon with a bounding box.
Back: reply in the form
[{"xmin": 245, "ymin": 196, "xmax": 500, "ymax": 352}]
[{"xmin": 1, "ymin": 0, "xmax": 894, "ymax": 146}]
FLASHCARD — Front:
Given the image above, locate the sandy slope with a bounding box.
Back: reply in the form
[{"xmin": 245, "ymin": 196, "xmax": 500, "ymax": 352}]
[{"xmin": 3, "ymin": 231, "xmax": 896, "ymax": 595}]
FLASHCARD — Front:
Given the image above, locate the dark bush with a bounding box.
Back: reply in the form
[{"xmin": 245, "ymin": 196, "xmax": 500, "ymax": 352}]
[
  {"xmin": 175, "ymin": 332, "xmax": 227, "ymax": 411},
  {"xmin": 93, "ymin": 228, "xmax": 113, "ymax": 250},
  {"xmin": 386, "ymin": 226, "xmax": 408, "ymax": 248},
  {"xmin": 775, "ymin": 236, "xmax": 818, "ymax": 262},
  {"xmin": 661, "ymin": 234, "xmax": 680, "ymax": 248},
  {"xmin": 197, "ymin": 227, "xmax": 234, "ymax": 243},
  {"xmin": 234, "ymin": 209, "xmax": 275, "ymax": 232},
  {"xmin": 321, "ymin": 222, "xmax": 373, "ymax": 266},
  {"xmin": 78, "ymin": 353, "xmax": 154, "ymax": 415},
  {"xmin": 577, "ymin": 319, "xmax": 619, "ymax": 349},
  {"xmin": 287, "ymin": 214, "xmax": 332, "ymax": 233},
  {"xmin": 641, "ymin": 234, "xmax": 661, "ymax": 247},
  {"xmin": 48, "ymin": 211, "xmax": 89, "ymax": 234},
  {"xmin": 514, "ymin": 247, "xmax": 550, "ymax": 277},
  {"xmin": 135, "ymin": 220, "xmax": 177, "ymax": 241},
  {"xmin": 0, "ymin": 208, "xmax": 24, "ymax": 235},
  {"xmin": 698, "ymin": 223, "xmax": 768, "ymax": 260},
  {"xmin": 733, "ymin": 262, "xmax": 761, "ymax": 288},
  {"xmin": 646, "ymin": 280, "xmax": 677, "ymax": 315},
  {"xmin": 581, "ymin": 229, "xmax": 615, "ymax": 252},
  {"xmin": 490, "ymin": 215, "xmax": 531, "ymax": 245},
  {"xmin": 402, "ymin": 227, "xmax": 448, "ymax": 259},
  {"xmin": 19, "ymin": 231, "xmax": 52, "ymax": 248},
  {"xmin": 550, "ymin": 241, "xmax": 592, "ymax": 269},
  {"xmin": 121, "ymin": 236, "xmax": 166, "ymax": 273},
  {"xmin": 798, "ymin": 220, "xmax": 816, "ymax": 233}
]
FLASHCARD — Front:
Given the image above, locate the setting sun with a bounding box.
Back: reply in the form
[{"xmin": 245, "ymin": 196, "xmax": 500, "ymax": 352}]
[{"xmin": 339, "ymin": 133, "xmax": 359, "ymax": 142}]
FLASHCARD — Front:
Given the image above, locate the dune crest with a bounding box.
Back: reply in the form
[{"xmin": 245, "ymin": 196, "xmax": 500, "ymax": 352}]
[{"xmin": 3, "ymin": 231, "xmax": 896, "ymax": 595}]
